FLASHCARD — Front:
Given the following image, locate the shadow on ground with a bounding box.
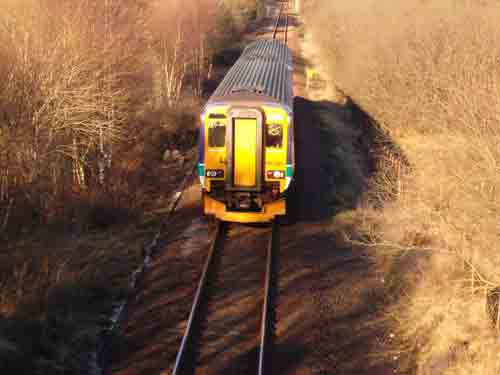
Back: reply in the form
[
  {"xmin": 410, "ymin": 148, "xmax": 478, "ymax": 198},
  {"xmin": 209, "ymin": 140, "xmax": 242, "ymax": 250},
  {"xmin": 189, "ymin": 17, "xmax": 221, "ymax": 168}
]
[
  {"xmin": 274, "ymin": 93, "xmax": 409, "ymax": 374},
  {"xmin": 292, "ymin": 95, "xmax": 409, "ymax": 222},
  {"xmin": 103, "ymin": 200, "xmax": 207, "ymax": 375},
  {"xmin": 0, "ymin": 279, "xmax": 119, "ymax": 375},
  {"xmin": 277, "ymin": 223, "xmax": 396, "ymax": 374}
]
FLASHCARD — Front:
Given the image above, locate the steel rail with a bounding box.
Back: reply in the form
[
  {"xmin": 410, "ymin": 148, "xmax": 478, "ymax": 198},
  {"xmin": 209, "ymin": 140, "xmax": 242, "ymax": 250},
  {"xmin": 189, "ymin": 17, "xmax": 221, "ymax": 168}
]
[
  {"xmin": 284, "ymin": 13, "xmax": 289, "ymax": 45},
  {"xmin": 272, "ymin": 6, "xmax": 282, "ymax": 40},
  {"xmin": 273, "ymin": 4, "xmax": 289, "ymax": 45},
  {"xmin": 172, "ymin": 220, "xmax": 225, "ymax": 375},
  {"xmin": 258, "ymin": 220, "xmax": 279, "ymax": 375}
]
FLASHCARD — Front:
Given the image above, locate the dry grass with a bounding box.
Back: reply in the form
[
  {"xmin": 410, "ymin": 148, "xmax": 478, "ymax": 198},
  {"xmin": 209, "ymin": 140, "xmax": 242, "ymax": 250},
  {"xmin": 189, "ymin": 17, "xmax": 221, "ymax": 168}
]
[{"xmin": 303, "ymin": 0, "xmax": 500, "ymax": 373}]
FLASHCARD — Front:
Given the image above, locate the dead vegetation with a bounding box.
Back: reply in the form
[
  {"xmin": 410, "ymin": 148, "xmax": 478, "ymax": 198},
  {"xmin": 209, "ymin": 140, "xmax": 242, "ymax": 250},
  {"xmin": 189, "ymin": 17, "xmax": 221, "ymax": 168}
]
[
  {"xmin": 0, "ymin": 0, "xmax": 262, "ymax": 373},
  {"xmin": 303, "ymin": 0, "xmax": 500, "ymax": 373},
  {"xmin": 0, "ymin": 0, "xmax": 261, "ymax": 233}
]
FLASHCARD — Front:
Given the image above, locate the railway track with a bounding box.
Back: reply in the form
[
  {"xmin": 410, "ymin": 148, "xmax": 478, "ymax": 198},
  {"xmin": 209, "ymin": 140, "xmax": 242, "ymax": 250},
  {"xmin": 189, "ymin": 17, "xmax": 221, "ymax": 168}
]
[
  {"xmin": 272, "ymin": 3, "xmax": 289, "ymax": 45},
  {"xmin": 170, "ymin": 6, "xmax": 287, "ymax": 375},
  {"xmin": 171, "ymin": 220, "xmax": 280, "ymax": 375}
]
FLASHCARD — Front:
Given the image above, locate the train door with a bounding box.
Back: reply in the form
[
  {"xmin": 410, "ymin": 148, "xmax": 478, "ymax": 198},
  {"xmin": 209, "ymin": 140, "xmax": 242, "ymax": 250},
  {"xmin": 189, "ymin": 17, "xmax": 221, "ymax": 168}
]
[
  {"xmin": 234, "ymin": 118, "xmax": 257, "ymax": 187},
  {"xmin": 226, "ymin": 109, "xmax": 263, "ymax": 191}
]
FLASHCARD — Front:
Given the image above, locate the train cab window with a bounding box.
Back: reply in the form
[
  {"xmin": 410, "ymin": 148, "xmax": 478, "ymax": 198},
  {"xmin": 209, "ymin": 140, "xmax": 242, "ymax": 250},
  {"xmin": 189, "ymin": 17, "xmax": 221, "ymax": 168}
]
[
  {"xmin": 208, "ymin": 121, "xmax": 226, "ymax": 148},
  {"xmin": 266, "ymin": 123, "xmax": 283, "ymax": 148}
]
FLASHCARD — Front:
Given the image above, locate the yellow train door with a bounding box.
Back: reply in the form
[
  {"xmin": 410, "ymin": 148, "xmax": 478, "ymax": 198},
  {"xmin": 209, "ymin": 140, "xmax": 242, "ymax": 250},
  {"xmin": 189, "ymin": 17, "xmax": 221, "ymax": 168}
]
[{"xmin": 233, "ymin": 118, "xmax": 257, "ymax": 187}]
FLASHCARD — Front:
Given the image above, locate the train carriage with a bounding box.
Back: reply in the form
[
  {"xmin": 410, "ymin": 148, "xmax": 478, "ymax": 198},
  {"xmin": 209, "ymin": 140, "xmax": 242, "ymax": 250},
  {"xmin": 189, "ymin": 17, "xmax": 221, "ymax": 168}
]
[{"xmin": 198, "ymin": 38, "xmax": 294, "ymax": 223}]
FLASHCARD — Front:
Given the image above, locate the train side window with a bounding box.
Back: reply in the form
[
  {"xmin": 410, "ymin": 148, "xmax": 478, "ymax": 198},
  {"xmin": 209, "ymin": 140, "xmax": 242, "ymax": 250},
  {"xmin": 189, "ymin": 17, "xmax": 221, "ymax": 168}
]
[
  {"xmin": 208, "ymin": 121, "xmax": 226, "ymax": 148},
  {"xmin": 266, "ymin": 123, "xmax": 283, "ymax": 148}
]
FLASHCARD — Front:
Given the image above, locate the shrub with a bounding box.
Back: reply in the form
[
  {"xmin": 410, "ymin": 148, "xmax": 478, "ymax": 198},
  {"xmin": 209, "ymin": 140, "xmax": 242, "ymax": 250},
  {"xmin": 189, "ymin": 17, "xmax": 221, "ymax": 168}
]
[
  {"xmin": 0, "ymin": 0, "xmax": 256, "ymax": 232},
  {"xmin": 303, "ymin": 0, "xmax": 500, "ymax": 373}
]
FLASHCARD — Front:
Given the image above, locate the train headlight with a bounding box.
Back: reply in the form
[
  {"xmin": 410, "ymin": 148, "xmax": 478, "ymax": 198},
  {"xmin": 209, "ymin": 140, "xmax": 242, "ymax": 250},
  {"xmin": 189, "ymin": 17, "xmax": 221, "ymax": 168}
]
[
  {"xmin": 267, "ymin": 170, "xmax": 285, "ymax": 179},
  {"xmin": 205, "ymin": 169, "xmax": 224, "ymax": 178}
]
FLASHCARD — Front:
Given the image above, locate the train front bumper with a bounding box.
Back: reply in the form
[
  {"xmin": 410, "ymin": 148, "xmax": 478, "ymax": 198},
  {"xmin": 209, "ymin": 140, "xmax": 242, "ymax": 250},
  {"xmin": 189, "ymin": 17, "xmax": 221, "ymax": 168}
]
[{"xmin": 203, "ymin": 195, "xmax": 285, "ymax": 223}]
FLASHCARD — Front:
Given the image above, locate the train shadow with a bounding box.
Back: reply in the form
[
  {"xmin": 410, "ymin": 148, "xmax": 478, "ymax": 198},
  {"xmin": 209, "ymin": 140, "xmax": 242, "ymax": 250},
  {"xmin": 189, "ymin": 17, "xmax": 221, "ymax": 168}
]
[
  {"xmin": 291, "ymin": 95, "xmax": 409, "ymax": 222},
  {"xmin": 292, "ymin": 97, "xmax": 359, "ymax": 221}
]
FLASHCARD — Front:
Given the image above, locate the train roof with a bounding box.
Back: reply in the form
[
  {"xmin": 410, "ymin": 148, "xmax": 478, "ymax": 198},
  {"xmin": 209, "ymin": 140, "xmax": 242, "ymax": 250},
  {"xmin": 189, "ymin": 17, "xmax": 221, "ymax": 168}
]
[{"xmin": 207, "ymin": 38, "xmax": 293, "ymax": 110}]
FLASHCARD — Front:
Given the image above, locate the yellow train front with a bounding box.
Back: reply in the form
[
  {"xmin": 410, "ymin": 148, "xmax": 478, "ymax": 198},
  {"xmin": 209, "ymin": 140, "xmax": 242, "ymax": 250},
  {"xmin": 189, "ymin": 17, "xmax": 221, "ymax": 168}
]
[{"xmin": 198, "ymin": 39, "xmax": 294, "ymax": 223}]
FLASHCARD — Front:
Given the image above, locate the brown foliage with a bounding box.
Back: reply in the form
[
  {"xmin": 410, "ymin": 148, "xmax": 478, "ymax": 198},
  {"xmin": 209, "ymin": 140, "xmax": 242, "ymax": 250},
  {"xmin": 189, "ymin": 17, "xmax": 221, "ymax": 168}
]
[
  {"xmin": 0, "ymin": 0, "xmax": 260, "ymax": 232},
  {"xmin": 303, "ymin": 0, "xmax": 500, "ymax": 373}
]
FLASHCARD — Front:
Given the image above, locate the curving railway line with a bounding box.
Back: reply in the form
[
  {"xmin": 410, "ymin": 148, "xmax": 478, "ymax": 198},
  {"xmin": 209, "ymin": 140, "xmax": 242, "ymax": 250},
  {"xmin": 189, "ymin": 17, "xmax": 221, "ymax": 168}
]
[{"xmin": 169, "ymin": 7, "xmax": 290, "ymax": 375}]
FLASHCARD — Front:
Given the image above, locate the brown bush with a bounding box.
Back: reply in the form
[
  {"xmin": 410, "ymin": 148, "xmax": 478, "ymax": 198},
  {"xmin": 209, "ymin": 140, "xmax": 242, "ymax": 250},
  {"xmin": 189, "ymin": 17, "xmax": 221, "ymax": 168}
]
[
  {"xmin": 303, "ymin": 0, "xmax": 500, "ymax": 373},
  {"xmin": 0, "ymin": 0, "xmax": 260, "ymax": 233}
]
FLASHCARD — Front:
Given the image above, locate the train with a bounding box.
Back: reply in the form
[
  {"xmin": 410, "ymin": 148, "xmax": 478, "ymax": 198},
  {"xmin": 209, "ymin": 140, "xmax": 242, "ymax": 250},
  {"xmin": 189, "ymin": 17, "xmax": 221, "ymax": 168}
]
[{"xmin": 197, "ymin": 38, "xmax": 294, "ymax": 223}]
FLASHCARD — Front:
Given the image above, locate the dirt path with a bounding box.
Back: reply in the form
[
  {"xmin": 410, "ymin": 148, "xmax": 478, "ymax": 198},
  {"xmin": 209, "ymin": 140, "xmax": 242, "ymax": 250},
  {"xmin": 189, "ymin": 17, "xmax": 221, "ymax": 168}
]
[{"xmin": 106, "ymin": 3, "xmax": 395, "ymax": 375}]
